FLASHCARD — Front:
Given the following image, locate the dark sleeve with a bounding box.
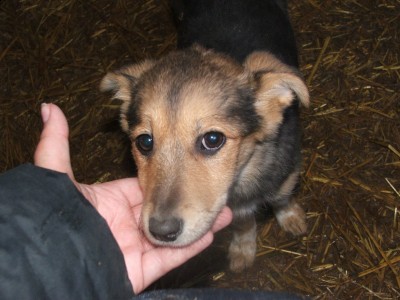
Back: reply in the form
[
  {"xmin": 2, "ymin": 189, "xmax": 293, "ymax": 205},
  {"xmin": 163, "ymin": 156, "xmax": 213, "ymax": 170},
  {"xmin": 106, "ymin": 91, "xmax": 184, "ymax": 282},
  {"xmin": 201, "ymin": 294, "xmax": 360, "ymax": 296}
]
[{"xmin": 0, "ymin": 164, "xmax": 134, "ymax": 300}]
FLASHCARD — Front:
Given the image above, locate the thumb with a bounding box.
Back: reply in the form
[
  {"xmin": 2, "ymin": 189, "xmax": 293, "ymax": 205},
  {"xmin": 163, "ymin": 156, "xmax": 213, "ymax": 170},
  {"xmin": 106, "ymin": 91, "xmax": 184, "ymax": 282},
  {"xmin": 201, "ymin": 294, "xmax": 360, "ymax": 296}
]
[{"xmin": 34, "ymin": 103, "xmax": 75, "ymax": 180}]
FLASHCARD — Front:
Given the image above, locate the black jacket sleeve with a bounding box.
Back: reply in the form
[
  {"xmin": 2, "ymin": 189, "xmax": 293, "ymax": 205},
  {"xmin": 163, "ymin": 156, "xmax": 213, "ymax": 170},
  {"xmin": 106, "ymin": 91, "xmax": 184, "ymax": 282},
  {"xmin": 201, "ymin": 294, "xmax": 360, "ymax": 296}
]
[{"xmin": 0, "ymin": 164, "xmax": 134, "ymax": 300}]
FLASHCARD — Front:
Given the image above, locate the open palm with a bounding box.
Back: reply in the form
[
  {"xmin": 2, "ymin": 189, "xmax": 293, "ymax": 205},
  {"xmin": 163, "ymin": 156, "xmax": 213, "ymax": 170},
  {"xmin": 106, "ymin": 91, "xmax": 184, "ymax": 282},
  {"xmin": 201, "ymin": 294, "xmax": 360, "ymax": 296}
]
[{"xmin": 34, "ymin": 103, "xmax": 232, "ymax": 294}]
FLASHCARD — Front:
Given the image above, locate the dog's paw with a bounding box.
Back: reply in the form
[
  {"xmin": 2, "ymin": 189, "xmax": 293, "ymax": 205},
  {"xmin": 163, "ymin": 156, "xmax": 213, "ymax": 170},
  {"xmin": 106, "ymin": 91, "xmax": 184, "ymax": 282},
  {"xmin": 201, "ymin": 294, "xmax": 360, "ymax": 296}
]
[
  {"xmin": 228, "ymin": 238, "xmax": 256, "ymax": 273},
  {"xmin": 276, "ymin": 203, "xmax": 307, "ymax": 235}
]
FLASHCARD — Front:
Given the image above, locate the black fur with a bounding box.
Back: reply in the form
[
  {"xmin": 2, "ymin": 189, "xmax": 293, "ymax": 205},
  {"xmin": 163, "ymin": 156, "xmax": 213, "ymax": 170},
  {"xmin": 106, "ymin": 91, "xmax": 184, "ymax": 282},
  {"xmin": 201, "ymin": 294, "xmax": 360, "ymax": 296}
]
[
  {"xmin": 173, "ymin": 0, "xmax": 299, "ymax": 66},
  {"xmin": 229, "ymin": 104, "xmax": 301, "ymax": 215}
]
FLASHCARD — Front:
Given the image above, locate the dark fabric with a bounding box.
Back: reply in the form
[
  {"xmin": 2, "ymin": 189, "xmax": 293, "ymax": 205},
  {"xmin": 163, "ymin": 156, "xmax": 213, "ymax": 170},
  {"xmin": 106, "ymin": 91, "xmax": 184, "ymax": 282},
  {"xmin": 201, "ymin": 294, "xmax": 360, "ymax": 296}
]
[
  {"xmin": 0, "ymin": 164, "xmax": 304, "ymax": 300},
  {"xmin": 0, "ymin": 164, "xmax": 134, "ymax": 300},
  {"xmin": 137, "ymin": 288, "xmax": 305, "ymax": 299}
]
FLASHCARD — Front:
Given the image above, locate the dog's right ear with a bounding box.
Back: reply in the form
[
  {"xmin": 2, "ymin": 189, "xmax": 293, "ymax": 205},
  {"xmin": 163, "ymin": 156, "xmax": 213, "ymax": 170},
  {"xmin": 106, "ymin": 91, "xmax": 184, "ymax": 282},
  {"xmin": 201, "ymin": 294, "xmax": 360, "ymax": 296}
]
[
  {"xmin": 100, "ymin": 60, "xmax": 155, "ymax": 132},
  {"xmin": 100, "ymin": 59, "xmax": 155, "ymax": 100}
]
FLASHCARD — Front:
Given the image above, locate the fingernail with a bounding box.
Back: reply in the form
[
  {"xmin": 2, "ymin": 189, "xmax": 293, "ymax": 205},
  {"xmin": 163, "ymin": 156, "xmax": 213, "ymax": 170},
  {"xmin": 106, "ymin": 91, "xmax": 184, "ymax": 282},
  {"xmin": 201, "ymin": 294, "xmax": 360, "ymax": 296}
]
[{"xmin": 41, "ymin": 103, "xmax": 50, "ymax": 123}]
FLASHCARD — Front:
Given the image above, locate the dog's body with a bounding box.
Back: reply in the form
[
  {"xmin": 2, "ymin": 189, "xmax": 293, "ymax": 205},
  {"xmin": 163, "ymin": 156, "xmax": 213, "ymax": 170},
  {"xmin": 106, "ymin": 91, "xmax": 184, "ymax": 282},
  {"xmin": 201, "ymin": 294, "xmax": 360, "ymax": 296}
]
[
  {"xmin": 102, "ymin": 0, "xmax": 308, "ymax": 272},
  {"xmin": 173, "ymin": 0, "xmax": 297, "ymax": 66}
]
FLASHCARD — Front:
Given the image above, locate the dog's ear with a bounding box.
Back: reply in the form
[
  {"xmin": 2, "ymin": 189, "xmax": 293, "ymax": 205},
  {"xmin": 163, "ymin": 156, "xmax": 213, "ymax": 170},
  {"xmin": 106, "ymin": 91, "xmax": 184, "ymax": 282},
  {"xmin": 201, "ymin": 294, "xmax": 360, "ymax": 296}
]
[
  {"xmin": 100, "ymin": 60, "xmax": 155, "ymax": 132},
  {"xmin": 244, "ymin": 51, "xmax": 309, "ymax": 138},
  {"xmin": 100, "ymin": 59, "xmax": 155, "ymax": 100}
]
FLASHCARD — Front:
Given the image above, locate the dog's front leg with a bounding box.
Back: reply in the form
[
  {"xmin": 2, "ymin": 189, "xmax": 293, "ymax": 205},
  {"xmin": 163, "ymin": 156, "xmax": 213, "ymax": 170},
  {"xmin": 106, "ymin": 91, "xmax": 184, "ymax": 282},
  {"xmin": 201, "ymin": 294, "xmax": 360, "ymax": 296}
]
[
  {"xmin": 275, "ymin": 201, "xmax": 307, "ymax": 236},
  {"xmin": 273, "ymin": 171, "xmax": 307, "ymax": 236},
  {"xmin": 228, "ymin": 214, "xmax": 257, "ymax": 272}
]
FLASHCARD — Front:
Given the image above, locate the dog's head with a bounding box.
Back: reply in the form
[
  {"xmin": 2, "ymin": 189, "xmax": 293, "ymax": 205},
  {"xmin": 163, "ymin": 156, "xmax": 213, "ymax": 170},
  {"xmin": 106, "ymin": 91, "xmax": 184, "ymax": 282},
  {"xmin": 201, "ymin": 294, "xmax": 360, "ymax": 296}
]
[{"xmin": 101, "ymin": 46, "xmax": 309, "ymax": 246}]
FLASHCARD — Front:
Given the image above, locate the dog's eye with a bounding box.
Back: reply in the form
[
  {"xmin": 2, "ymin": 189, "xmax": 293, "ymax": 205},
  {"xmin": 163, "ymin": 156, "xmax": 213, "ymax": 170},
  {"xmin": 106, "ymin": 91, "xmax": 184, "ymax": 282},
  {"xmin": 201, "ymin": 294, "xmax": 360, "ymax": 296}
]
[
  {"xmin": 201, "ymin": 132, "xmax": 226, "ymax": 152},
  {"xmin": 136, "ymin": 134, "xmax": 153, "ymax": 155}
]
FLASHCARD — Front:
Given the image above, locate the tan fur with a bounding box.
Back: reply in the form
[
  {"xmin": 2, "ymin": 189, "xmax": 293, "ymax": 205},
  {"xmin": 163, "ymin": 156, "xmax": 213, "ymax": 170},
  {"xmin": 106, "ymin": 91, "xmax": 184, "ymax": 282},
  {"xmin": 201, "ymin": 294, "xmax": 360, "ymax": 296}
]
[
  {"xmin": 244, "ymin": 52, "xmax": 309, "ymax": 139},
  {"xmin": 100, "ymin": 60, "xmax": 155, "ymax": 132},
  {"xmin": 228, "ymin": 215, "xmax": 257, "ymax": 272},
  {"xmin": 276, "ymin": 202, "xmax": 307, "ymax": 236},
  {"xmin": 194, "ymin": 44, "xmax": 243, "ymax": 78},
  {"xmin": 101, "ymin": 46, "xmax": 309, "ymax": 261},
  {"xmin": 278, "ymin": 170, "xmax": 299, "ymax": 198},
  {"xmin": 274, "ymin": 171, "xmax": 307, "ymax": 235},
  {"xmin": 244, "ymin": 51, "xmax": 294, "ymax": 74},
  {"xmin": 130, "ymin": 64, "xmax": 245, "ymax": 246}
]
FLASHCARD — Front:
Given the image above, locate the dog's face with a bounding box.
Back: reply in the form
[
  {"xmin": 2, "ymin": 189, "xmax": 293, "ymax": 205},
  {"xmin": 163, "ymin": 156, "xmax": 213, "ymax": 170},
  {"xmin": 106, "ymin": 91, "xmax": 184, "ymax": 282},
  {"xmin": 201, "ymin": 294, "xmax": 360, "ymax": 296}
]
[{"xmin": 101, "ymin": 46, "xmax": 309, "ymax": 246}]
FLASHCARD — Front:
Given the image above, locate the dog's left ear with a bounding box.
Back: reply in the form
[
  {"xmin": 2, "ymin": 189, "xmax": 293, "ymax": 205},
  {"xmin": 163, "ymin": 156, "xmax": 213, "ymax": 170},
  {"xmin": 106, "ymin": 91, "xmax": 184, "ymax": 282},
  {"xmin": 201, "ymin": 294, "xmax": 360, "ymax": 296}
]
[
  {"xmin": 100, "ymin": 60, "xmax": 155, "ymax": 132},
  {"xmin": 244, "ymin": 51, "xmax": 309, "ymax": 138}
]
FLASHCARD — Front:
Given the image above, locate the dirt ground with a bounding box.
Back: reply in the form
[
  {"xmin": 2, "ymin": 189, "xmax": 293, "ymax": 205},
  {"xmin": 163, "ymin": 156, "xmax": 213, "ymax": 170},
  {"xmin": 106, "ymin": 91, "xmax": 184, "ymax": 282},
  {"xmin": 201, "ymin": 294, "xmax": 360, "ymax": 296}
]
[{"xmin": 1, "ymin": 1, "xmax": 399, "ymax": 299}]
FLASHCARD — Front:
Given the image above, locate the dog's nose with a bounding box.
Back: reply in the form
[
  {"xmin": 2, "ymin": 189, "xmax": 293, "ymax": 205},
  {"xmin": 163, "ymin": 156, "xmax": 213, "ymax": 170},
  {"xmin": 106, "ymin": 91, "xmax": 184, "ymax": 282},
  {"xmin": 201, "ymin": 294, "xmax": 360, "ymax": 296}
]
[{"xmin": 149, "ymin": 217, "xmax": 183, "ymax": 242}]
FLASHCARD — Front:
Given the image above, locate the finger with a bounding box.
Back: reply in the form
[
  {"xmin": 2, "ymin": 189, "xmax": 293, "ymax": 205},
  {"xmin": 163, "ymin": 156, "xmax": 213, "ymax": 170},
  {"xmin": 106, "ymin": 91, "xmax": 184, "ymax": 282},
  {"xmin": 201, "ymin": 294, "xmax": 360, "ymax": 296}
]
[
  {"xmin": 34, "ymin": 103, "xmax": 74, "ymax": 179},
  {"xmin": 211, "ymin": 206, "xmax": 233, "ymax": 233}
]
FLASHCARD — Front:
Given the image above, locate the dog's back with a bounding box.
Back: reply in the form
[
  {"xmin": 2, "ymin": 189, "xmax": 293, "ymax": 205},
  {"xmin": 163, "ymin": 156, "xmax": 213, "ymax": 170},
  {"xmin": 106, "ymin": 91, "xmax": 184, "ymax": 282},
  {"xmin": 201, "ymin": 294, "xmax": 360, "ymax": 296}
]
[{"xmin": 172, "ymin": 0, "xmax": 298, "ymax": 66}]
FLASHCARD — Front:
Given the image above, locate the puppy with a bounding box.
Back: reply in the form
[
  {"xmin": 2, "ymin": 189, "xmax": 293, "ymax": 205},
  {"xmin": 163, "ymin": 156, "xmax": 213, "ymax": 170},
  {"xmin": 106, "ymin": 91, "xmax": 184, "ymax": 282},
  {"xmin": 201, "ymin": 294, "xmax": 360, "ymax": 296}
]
[{"xmin": 101, "ymin": 0, "xmax": 309, "ymax": 272}]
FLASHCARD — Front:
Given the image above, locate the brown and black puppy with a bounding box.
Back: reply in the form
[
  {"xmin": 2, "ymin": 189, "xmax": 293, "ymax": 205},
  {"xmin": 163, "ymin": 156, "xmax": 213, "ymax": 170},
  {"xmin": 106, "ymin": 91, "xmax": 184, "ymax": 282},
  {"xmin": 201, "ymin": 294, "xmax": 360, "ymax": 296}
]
[{"xmin": 101, "ymin": 0, "xmax": 309, "ymax": 272}]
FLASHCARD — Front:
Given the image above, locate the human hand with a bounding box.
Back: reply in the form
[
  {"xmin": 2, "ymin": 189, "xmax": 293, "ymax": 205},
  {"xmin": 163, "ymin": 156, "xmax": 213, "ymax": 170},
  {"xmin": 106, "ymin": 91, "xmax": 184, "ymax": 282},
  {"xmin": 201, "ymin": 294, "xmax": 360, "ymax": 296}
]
[{"xmin": 34, "ymin": 103, "xmax": 233, "ymax": 294}]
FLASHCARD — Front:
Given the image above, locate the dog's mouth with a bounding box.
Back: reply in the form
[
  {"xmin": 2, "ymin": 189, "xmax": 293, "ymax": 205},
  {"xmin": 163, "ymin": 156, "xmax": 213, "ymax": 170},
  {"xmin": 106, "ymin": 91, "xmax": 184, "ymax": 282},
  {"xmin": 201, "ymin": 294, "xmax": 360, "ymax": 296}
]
[
  {"xmin": 142, "ymin": 212, "xmax": 215, "ymax": 247},
  {"xmin": 141, "ymin": 193, "xmax": 228, "ymax": 247}
]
